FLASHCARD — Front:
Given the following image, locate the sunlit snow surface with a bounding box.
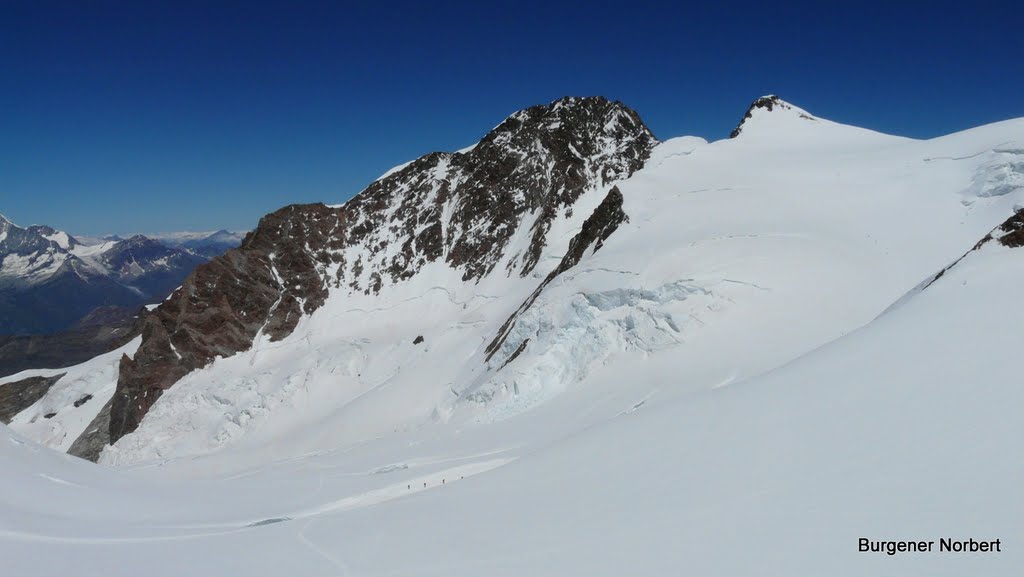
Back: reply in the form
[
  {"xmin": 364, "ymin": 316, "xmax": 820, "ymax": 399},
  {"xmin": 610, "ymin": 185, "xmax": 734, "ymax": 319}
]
[{"xmin": 1, "ymin": 102, "xmax": 1022, "ymax": 576}]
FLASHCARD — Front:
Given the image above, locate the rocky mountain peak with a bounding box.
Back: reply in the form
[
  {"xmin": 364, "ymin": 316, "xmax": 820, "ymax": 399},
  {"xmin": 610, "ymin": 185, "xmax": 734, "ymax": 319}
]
[
  {"xmin": 0, "ymin": 217, "xmax": 67, "ymax": 259},
  {"xmin": 368, "ymin": 95, "xmax": 656, "ymax": 281},
  {"xmin": 485, "ymin": 95, "xmax": 653, "ymax": 145},
  {"xmin": 121, "ymin": 234, "xmax": 157, "ymax": 246},
  {"xmin": 109, "ymin": 96, "xmax": 658, "ymax": 443},
  {"xmin": 26, "ymin": 225, "xmax": 80, "ymax": 249},
  {"xmin": 100, "ymin": 236, "xmax": 171, "ymax": 268},
  {"xmin": 99, "ymin": 235, "xmax": 207, "ymax": 290}
]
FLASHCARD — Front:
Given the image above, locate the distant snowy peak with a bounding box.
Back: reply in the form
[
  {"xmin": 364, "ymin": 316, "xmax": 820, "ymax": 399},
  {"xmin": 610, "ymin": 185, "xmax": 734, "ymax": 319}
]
[
  {"xmin": 100, "ymin": 235, "xmax": 206, "ymax": 278},
  {"xmin": 195, "ymin": 229, "xmax": 247, "ymax": 245},
  {"xmin": 26, "ymin": 225, "xmax": 80, "ymax": 250},
  {"xmin": 106, "ymin": 234, "xmax": 171, "ymax": 256},
  {"xmin": 74, "ymin": 234, "xmax": 124, "ymax": 246},
  {"xmin": 179, "ymin": 230, "xmax": 248, "ymax": 258},
  {"xmin": 1, "ymin": 215, "xmax": 82, "ymax": 254},
  {"xmin": 0, "ymin": 218, "xmax": 145, "ymax": 334},
  {"xmin": 0, "ymin": 215, "xmax": 58, "ymax": 253},
  {"xmin": 729, "ymin": 95, "xmax": 818, "ymax": 139},
  {"xmin": 0, "ymin": 212, "xmax": 15, "ymax": 235},
  {"xmin": 147, "ymin": 229, "xmax": 248, "ymax": 245},
  {"xmin": 133, "ymin": 230, "xmax": 248, "ymax": 259},
  {"xmin": 0, "ymin": 217, "xmax": 78, "ymax": 286}
]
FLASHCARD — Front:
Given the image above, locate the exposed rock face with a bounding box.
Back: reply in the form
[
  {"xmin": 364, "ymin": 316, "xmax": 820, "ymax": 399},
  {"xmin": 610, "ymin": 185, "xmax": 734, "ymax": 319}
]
[
  {"xmin": 110, "ymin": 205, "xmax": 335, "ymax": 440},
  {"xmin": 336, "ymin": 95, "xmax": 654, "ymax": 285},
  {"xmin": 0, "ymin": 373, "xmax": 65, "ymax": 424},
  {"xmin": 729, "ymin": 95, "xmax": 785, "ymax": 138},
  {"xmin": 922, "ymin": 208, "xmax": 1024, "ymax": 291},
  {"xmin": 993, "ymin": 209, "xmax": 1024, "ymax": 248},
  {"xmin": 68, "ymin": 398, "xmax": 113, "ymax": 462},
  {"xmin": 486, "ymin": 186, "xmax": 629, "ymax": 365},
  {"xmin": 108, "ymin": 97, "xmax": 657, "ymax": 443}
]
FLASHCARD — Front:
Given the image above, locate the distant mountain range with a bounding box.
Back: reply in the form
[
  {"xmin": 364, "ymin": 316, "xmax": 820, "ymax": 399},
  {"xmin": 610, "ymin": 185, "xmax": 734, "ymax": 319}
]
[
  {"xmin": 0, "ymin": 216, "xmax": 245, "ymax": 335},
  {"xmin": 143, "ymin": 230, "xmax": 248, "ymax": 258}
]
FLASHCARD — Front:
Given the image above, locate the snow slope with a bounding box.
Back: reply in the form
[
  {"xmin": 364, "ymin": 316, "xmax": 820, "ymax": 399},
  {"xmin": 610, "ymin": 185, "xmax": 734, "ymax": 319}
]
[
  {"xmin": 0, "ymin": 98, "xmax": 1021, "ymax": 576},
  {"xmin": 0, "ymin": 338, "xmax": 140, "ymax": 452},
  {"xmin": 0, "ymin": 201, "xmax": 1020, "ymax": 577}
]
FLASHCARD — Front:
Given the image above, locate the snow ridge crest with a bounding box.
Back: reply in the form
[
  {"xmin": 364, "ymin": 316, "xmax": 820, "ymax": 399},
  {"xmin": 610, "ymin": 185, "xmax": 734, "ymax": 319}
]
[{"xmin": 729, "ymin": 94, "xmax": 817, "ymax": 138}]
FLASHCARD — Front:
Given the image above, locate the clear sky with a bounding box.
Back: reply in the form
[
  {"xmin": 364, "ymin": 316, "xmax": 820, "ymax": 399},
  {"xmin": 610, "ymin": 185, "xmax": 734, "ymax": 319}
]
[{"xmin": 2, "ymin": 0, "xmax": 1022, "ymax": 235}]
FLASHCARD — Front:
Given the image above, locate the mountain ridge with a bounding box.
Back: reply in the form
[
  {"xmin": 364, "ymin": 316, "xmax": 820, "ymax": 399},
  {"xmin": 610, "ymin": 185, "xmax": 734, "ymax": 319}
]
[{"xmin": 108, "ymin": 95, "xmax": 658, "ymax": 442}]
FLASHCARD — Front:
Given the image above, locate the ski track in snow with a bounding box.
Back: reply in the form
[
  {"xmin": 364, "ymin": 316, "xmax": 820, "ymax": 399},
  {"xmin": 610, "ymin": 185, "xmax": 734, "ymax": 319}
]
[
  {"xmin": 294, "ymin": 457, "xmax": 515, "ymax": 517},
  {"xmin": 0, "ymin": 454, "xmax": 517, "ymax": 545}
]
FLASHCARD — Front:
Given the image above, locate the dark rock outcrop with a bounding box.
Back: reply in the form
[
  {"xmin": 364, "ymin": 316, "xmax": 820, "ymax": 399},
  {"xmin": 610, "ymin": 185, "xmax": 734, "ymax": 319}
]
[
  {"xmin": 730, "ymin": 95, "xmax": 782, "ymax": 138},
  {"xmin": 921, "ymin": 208, "xmax": 1024, "ymax": 291},
  {"xmin": 0, "ymin": 373, "xmax": 64, "ymax": 423},
  {"xmin": 108, "ymin": 97, "xmax": 657, "ymax": 444},
  {"xmin": 110, "ymin": 204, "xmax": 336, "ymax": 440},
  {"xmin": 485, "ymin": 185, "xmax": 630, "ymax": 365},
  {"xmin": 68, "ymin": 398, "xmax": 113, "ymax": 462},
  {"xmin": 994, "ymin": 209, "xmax": 1024, "ymax": 248}
]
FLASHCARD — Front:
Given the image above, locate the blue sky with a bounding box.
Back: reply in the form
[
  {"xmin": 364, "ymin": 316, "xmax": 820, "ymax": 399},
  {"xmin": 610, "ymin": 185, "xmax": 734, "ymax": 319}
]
[{"xmin": 2, "ymin": 0, "xmax": 1022, "ymax": 235}]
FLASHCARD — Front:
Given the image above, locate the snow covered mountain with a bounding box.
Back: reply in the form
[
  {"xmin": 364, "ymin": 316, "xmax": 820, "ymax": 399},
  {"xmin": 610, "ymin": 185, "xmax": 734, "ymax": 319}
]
[
  {"xmin": 1, "ymin": 95, "xmax": 1022, "ymax": 576},
  {"xmin": 0, "ymin": 220, "xmax": 237, "ymax": 334},
  {"xmin": 94, "ymin": 234, "xmax": 208, "ymax": 299},
  {"xmin": 148, "ymin": 229, "xmax": 248, "ymax": 258},
  {"xmin": 0, "ymin": 216, "xmax": 141, "ymax": 335}
]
